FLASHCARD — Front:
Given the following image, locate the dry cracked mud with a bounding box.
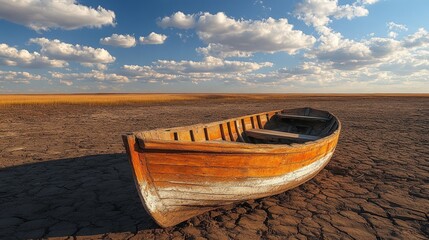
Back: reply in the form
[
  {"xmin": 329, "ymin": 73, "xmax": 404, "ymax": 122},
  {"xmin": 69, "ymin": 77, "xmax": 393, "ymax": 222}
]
[{"xmin": 0, "ymin": 96, "xmax": 428, "ymax": 239}]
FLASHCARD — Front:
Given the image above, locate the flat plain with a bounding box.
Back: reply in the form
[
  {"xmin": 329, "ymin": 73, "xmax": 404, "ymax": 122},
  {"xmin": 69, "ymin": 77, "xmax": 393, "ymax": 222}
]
[{"xmin": 0, "ymin": 95, "xmax": 428, "ymax": 239}]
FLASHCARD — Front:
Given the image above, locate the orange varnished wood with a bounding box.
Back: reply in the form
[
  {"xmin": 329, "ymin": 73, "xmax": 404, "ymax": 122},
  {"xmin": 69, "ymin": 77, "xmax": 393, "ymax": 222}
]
[
  {"xmin": 234, "ymin": 120, "xmax": 245, "ymax": 142},
  {"xmin": 177, "ymin": 130, "xmax": 192, "ymax": 141},
  {"xmin": 242, "ymin": 117, "xmax": 253, "ymax": 131},
  {"xmin": 123, "ymin": 108, "xmax": 341, "ymax": 228},
  {"xmin": 139, "ymin": 134, "xmax": 338, "ymax": 154},
  {"xmin": 207, "ymin": 124, "xmax": 222, "ymax": 140},
  {"xmin": 192, "ymin": 128, "xmax": 206, "ymax": 142},
  {"xmin": 260, "ymin": 114, "xmax": 269, "ymax": 127},
  {"xmin": 227, "ymin": 121, "xmax": 238, "ymax": 141},
  {"xmin": 149, "ymin": 172, "xmax": 247, "ymax": 183},
  {"xmin": 144, "ymin": 143, "xmax": 334, "ymax": 170},
  {"xmin": 251, "ymin": 116, "xmax": 259, "ymax": 129},
  {"xmin": 122, "ymin": 136, "xmax": 169, "ymax": 226},
  {"xmin": 122, "ymin": 136, "xmax": 145, "ymax": 183},
  {"xmin": 220, "ymin": 123, "xmax": 231, "ymax": 141},
  {"xmin": 146, "ymin": 153, "xmax": 328, "ymax": 178}
]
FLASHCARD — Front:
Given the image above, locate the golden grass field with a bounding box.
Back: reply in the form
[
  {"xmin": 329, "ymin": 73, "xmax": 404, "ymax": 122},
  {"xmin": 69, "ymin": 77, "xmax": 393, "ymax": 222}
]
[{"xmin": 1, "ymin": 93, "xmax": 428, "ymax": 106}]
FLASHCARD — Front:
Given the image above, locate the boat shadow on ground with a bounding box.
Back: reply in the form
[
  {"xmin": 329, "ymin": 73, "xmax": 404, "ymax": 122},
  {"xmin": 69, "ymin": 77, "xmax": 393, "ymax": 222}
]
[{"xmin": 0, "ymin": 153, "xmax": 159, "ymax": 239}]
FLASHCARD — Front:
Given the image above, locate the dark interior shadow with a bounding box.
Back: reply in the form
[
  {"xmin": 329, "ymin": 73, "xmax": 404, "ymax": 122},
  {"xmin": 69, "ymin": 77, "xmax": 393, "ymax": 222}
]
[{"xmin": 0, "ymin": 154, "xmax": 159, "ymax": 239}]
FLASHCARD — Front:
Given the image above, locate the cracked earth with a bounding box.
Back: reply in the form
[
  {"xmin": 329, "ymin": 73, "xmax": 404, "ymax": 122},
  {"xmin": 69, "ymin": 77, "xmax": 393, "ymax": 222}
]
[{"xmin": 0, "ymin": 96, "xmax": 428, "ymax": 239}]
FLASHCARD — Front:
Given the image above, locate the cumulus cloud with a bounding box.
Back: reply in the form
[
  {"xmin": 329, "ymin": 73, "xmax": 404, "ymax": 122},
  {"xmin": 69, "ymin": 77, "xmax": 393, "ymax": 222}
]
[
  {"xmin": 158, "ymin": 11, "xmax": 196, "ymax": 29},
  {"xmin": 402, "ymin": 28, "xmax": 429, "ymax": 48},
  {"xmin": 80, "ymin": 63, "xmax": 108, "ymax": 71},
  {"xmin": 139, "ymin": 32, "xmax": 167, "ymax": 45},
  {"xmin": 0, "ymin": 43, "xmax": 67, "ymax": 68},
  {"xmin": 272, "ymin": 26, "xmax": 429, "ymax": 91},
  {"xmin": 51, "ymin": 70, "xmax": 129, "ymax": 83},
  {"xmin": 295, "ymin": 0, "xmax": 378, "ymax": 28},
  {"xmin": 122, "ymin": 65, "xmax": 179, "ymax": 82},
  {"xmin": 387, "ymin": 22, "xmax": 408, "ymax": 31},
  {"xmin": 358, "ymin": 0, "xmax": 379, "ymax": 4},
  {"xmin": 60, "ymin": 79, "xmax": 73, "ymax": 86},
  {"xmin": 388, "ymin": 31, "xmax": 398, "ymax": 39},
  {"xmin": 29, "ymin": 38, "xmax": 115, "ymax": 65},
  {"xmin": 122, "ymin": 57, "xmax": 272, "ymax": 83},
  {"xmin": 387, "ymin": 22, "xmax": 408, "ymax": 39},
  {"xmin": 160, "ymin": 12, "xmax": 315, "ymax": 57},
  {"xmin": 154, "ymin": 56, "xmax": 272, "ymax": 73},
  {"xmin": 0, "ymin": 70, "xmax": 42, "ymax": 83},
  {"xmin": 100, "ymin": 34, "xmax": 136, "ymax": 48},
  {"xmin": 0, "ymin": 0, "xmax": 115, "ymax": 31},
  {"xmin": 122, "ymin": 65, "xmax": 250, "ymax": 84},
  {"xmin": 306, "ymin": 27, "xmax": 403, "ymax": 70},
  {"xmin": 292, "ymin": 0, "xmax": 385, "ymax": 70},
  {"xmin": 196, "ymin": 44, "xmax": 253, "ymax": 58},
  {"xmin": 197, "ymin": 13, "xmax": 315, "ymax": 55},
  {"xmin": 233, "ymin": 58, "xmax": 425, "ymax": 92},
  {"xmin": 278, "ymin": 62, "xmax": 323, "ymax": 76}
]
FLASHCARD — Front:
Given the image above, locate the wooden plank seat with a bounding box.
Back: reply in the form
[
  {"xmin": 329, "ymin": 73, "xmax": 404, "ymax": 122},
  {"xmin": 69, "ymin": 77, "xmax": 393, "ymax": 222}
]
[
  {"xmin": 245, "ymin": 129, "xmax": 321, "ymax": 141},
  {"xmin": 277, "ymin": 113, "xmax": 330, "ymax": 122}
]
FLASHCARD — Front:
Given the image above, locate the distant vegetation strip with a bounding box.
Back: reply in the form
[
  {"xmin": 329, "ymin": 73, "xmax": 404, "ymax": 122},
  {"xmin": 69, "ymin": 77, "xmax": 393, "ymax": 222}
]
[
  {"xmin": 0, "ymin": 94, "xmax": 201, "ymax": 106},
  {"xmin": 0, "ymin": 93, "xmax": 427, "ymax": 106}
]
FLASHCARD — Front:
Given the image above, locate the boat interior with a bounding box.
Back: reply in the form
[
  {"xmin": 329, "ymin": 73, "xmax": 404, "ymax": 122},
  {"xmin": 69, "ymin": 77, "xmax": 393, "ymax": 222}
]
[{"xmin": 136, "ymin": 108, "xmax": 339, "ymax": 145}]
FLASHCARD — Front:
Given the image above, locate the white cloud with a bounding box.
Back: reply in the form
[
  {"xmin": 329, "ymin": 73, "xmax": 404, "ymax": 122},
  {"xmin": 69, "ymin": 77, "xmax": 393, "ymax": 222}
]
[
  {"xmin": 237, "ymin": 58, "xmax": 426, "ymax": 92},
  {"xmin": 378, "ymin": 55, "xmax": 429, "ymax": 76},
  {"xmin": 196, "ymin": 44, "xmax": 253, "ymax": 58},
  {"xmin": 279, "ymin": 62, "xmax": 323, "ymax": 76},
  {"xmin": 269, "ymin": 27, "xmax": 429, "ymax": 91},
  {"xmin": 158, "ymin": 11, "xmax": 196, "ymax": 29},
  {"xmin": 154, "ymin": 56, "xmax": 272, "ymax": 73},
  {"xmin": 100, "ymin": 34, "xmax": 136, "ymax": 48},
  {"xmin": 80, "ymin": 63, "xmax": 108, "ymax": 71},
  {"xmin": 161, "ymin": 12, "xmax": 315, "ymax": 57},
  {"xmin": 387, "ymin": 22, "xmax": 408, "ymax": 39},
  {"xmin": 51, "ymin": 70, "xmax": 129, "ymax": 83},
  {"xmin": 139, "ymin": 32, "xmax": 167, "ymax": 45},
  {"xmin": 122, "ymin": 65, "xmax": 179, "ymax": 82},
  {"xmin": 122, "ymin": 57, "xmax": 272, "ymax": 83},
  {"xmin": 197, "ymin": 13, "xmax": 315, "ymax": 55},
  {"xmin": 334, "ymin": 4, "xmax": 368, "ymax": 20},
  {"xmin": 295, "ymin": 0, "xmax": 377, "ymax": 28},
  {"xmin": 367, "ymin": 37, "xmax": 402, "ymax": 58},
  {"xmin": 402, "ymin": 28, "xmax": 429, "ymax": 48},
  {"xmin": 295, "ymin": 0, "xmax": 338, "ymax": 27},
  {"xmin": 387, "ymin": 22, "xmax": 408, "ymax": 31},
  {"xmin": 359, "ymin": 0, "xmax": 379, "ymax": 4},
  {"xmin": 388, "ymin": 31, "xmax": 398, "ymax": 39},
  {"xmin": 0, "ymin": 70, "xmax": 42, "ymax": 83},
  {"xmin": 0, "ymin": 0, "xmax": 115, "ymax": 31},
  {"xmin": 307, "ymin": 27, "xmax": 403, "ymax": 70},
  {"xmin": 29, "ymin": 38, "xmax": 115, "ymax": 65},
  {"xmin": 0, "ymin": 43, "xmax": 67, "ymax": 68},
  {"xmin": 60, "ymin": 79, "xmax": 73, "ymax": 86}
]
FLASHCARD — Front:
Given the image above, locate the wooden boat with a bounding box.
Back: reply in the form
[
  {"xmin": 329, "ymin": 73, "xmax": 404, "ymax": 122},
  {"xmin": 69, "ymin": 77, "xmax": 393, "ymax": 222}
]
[{"xmin": 122, "ymin": 107, "xmax": 341, "ymax": 227}]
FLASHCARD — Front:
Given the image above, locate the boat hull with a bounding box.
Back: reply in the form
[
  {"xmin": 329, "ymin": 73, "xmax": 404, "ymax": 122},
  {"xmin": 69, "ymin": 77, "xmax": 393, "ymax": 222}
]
[{"xmin": 123, "ymin": 129, "xmax": 339, "ymax": 227}]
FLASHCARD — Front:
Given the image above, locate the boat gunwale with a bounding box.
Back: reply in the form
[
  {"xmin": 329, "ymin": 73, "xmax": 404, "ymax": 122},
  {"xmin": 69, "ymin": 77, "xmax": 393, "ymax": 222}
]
[
  {"xmin": 121, "ymin": 107, "xmax": 342, "ymax": 227},
  {"xmin": 124, "ymin": 108, "xmax": 341, "ymax": 154}
]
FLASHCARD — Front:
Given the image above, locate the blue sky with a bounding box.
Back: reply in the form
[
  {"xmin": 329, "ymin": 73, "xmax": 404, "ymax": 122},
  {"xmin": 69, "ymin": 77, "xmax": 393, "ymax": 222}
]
[{"xmin": 0, "ymin": 0, "xmax": 428, "ymax": 93}]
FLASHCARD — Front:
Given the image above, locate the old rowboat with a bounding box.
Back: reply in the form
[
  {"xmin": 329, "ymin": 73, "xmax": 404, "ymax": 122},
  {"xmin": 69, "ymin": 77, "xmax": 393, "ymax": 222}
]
[{"xmin": 122, "ymin": 107, "xmax": 341, "ymax": 227}]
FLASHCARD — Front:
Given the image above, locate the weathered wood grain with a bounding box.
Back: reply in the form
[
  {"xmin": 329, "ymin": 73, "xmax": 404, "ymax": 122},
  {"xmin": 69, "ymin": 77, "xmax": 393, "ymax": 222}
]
[
  {"xmin": 245, "ymin": 129, "xmax": 321, "ymax": 141},
  {"xmin": 277, "ymin": 113, "xmax": 330, "ymax": 121},
  {"xmin": 122, "ymin": 107, "xmax": 341, "ymax": 227}
]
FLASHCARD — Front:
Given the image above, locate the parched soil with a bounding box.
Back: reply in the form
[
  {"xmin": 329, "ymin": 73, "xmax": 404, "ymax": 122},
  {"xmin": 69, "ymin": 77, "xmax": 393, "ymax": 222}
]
[{"xmin": 0, "ymin": 96, "xmax": 428, "ymax": 239}]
